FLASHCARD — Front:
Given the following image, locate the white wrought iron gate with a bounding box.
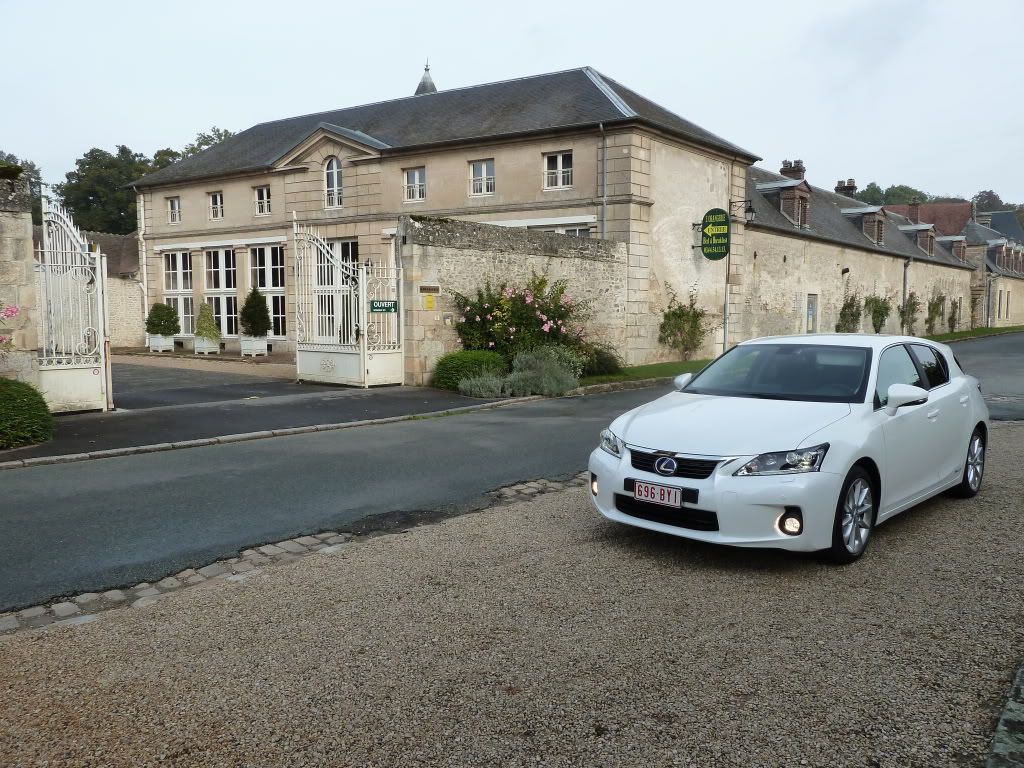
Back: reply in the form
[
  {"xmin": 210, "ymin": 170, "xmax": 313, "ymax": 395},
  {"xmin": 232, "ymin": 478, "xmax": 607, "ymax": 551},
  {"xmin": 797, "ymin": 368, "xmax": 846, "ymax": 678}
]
[
  {"xmin": 34, "ymin": 198, "xmax": 110, "ymax": 412},
  {"xmin": 293, "ymin": 218, "xmax": 404, "ymax": 386}
]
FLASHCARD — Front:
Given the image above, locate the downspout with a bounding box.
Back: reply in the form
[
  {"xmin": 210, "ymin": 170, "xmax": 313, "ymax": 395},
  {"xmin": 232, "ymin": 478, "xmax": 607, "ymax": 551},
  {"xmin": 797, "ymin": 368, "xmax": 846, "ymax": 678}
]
[
  {"xmin": 902, "ymin": 256, "xmax": 912, "ymax": 332},
  {"xmin": 599, "ymin": 122, "xmax": 607, "ymax": 239}
]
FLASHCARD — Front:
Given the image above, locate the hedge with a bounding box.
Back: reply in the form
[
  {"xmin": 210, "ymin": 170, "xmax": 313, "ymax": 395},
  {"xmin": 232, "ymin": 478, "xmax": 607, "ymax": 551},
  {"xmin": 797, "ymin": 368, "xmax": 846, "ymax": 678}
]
[
  {"xmin": 0, "ymin": 379, "xmax": 53, "ymax": 449},
  {"xmin": 431, "ymin": 350, "xmax": 506, "ymax": 390}
]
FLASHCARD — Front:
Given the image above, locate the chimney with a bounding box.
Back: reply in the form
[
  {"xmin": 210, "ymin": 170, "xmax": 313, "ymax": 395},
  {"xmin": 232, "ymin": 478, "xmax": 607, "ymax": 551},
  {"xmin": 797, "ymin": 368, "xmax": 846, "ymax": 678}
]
[
  {"xmin": 779, "ymin": 159, "xmax": 805, "ymax": 181},
  {"xmin": 976, "ymin": 211, "xmax": 992, "ymax": 227},
  {"xmin": 834, "ymin": 178, "xmax": 857, "ymax": 196},
  {"xmin": 908, "ymin": 196, "xmax": 921, "ymax": 224}
]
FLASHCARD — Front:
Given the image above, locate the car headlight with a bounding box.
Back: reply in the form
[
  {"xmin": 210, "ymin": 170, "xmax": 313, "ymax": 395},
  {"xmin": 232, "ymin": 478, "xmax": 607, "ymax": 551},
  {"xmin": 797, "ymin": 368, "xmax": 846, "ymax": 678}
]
[
  {"xmin": 734, "ymin": 443, "xmax": 829, "ymax": 476},
  {"xmin": 599, "ymin": 428, "xmax": 624, "ymax": 458}
]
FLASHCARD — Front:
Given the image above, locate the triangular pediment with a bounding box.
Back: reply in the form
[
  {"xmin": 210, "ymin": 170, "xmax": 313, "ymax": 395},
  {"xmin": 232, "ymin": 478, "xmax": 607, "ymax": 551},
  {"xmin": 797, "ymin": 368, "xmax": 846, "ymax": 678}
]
[{"xmin": 274, "ymin": 123, "xmax": 390, "ymax": 168}]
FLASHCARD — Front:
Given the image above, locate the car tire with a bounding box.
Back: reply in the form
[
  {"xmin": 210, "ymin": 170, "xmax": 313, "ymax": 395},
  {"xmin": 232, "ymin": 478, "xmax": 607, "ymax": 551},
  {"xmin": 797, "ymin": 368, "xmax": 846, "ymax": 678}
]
[
  {"xmin": 826, "ymin": 467, "xmax": 877, "ymax": 564},
  {"xmin": 949, "ymin": 427, "xmax": 985, "ymax": 498}
]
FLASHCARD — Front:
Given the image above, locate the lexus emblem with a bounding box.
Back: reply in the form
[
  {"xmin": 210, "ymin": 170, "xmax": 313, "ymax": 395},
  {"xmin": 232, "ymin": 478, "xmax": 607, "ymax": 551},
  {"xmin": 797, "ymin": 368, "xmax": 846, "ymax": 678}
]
[{"xmin": 654, "ymin": 456, "xmax": 678, "ymax": 476}]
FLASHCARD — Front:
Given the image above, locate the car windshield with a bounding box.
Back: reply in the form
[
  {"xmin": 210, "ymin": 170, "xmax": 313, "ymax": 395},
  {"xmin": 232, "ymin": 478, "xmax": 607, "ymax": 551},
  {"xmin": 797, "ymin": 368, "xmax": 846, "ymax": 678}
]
[{"xmin": 685, "ymin": 343, "xmax": 872, "ymax": 403}]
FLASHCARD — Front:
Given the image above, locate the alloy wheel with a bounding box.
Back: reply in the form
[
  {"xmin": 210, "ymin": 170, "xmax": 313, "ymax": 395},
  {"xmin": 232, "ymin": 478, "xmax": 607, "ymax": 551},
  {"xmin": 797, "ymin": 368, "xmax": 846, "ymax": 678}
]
[
  {"xmin": 841, "ymin": 478, "xmax": 873, "ymax": 554},
  {"xmin": 966, "ymin": 434, "xmax": 985, "ymax": 492}
]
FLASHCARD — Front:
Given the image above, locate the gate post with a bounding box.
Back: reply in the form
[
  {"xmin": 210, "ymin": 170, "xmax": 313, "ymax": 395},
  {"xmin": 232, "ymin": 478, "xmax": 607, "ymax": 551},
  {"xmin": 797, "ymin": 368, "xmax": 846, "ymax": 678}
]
[{"xmin": 0, "ymin": 177, "xmax": 41, "ymax": 388}]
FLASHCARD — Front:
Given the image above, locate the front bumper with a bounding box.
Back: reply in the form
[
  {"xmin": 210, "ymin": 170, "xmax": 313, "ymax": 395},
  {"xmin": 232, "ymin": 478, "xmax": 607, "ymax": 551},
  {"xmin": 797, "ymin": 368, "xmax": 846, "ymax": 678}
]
[{"xmin": 588, "ymin": 446, "xmax": 845, "ymax": 552}]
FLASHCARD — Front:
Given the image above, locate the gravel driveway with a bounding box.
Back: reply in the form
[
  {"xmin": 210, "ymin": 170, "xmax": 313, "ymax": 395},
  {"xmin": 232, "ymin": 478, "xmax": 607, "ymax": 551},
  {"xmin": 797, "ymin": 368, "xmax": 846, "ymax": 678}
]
[{"xmin": 1, "ymin": 424, "xmax": 1022, "ymax": 768}]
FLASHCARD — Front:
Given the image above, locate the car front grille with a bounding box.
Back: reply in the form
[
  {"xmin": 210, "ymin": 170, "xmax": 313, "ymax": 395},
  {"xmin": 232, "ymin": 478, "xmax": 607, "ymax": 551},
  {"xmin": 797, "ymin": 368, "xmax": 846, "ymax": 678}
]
[
  {"xmin": 614, "ymin": 494, "xmax": 719, "ymax": 531},
  {"xmin": 629, "ymin": 449, "xmax": 720, "ymax": 479}
]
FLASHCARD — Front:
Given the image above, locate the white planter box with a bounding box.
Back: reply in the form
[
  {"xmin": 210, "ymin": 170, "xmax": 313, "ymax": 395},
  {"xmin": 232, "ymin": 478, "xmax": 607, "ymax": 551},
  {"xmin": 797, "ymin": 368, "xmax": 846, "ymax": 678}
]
[
  {"xmin": 193, "ymin": 337, "xmax": 220, "ymax": 355},
  {"xmin": 240, "ymin": 335, "xmax": 268, "ymax": 357},
  {"xmin": 149, "ymin": 335, "xmax": 174, "ymax": 353}
]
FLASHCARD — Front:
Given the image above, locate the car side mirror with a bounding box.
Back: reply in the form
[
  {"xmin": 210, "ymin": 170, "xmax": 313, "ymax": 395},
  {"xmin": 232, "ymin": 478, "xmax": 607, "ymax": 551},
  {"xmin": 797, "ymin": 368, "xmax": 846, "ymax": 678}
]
[
  {"xmin": 673, "ymin": 373, "xmax": 693, "ymax": 390},
  {"xmin": 884, "ymin": 383, "xmax": 928, "ymax": 415}
]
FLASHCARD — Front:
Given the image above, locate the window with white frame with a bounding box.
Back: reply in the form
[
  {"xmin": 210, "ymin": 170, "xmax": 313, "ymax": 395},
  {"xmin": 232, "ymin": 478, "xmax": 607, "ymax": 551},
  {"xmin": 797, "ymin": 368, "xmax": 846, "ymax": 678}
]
[
  {"xmin": 162, "ymin": 251, "xmax": 194, "ymax": 334},
  {"xmin": 403, "ymin": 167, "xmax": 426, "ymax": 201},
  {"xmin": 543, "ymin": 152, "xmax": 573, "ymax": 189},
  {"xmin": 254, "ymin": 186, "xmax": 272, "ymax": 216},
  {"xmin": 325, "ymin": 157, "xmax": 342, "ymax": 208},
  {"xmin": 167, "ymin": 197, "xmax": 182, "ymax": 224},
  {"xmin": 209, "ymin": 191, "xmax": 224, "ymax": 220},
  {"xmin": 469, "ymin": 159, "xmax": 495, "ymax": 196},
  {"xmin": 251, "ymin": 245, "xmax": 287, "ymax": 337},
  {"xmin": 204, "ymin": 248, "xmax": 238, "ymax": 335}
]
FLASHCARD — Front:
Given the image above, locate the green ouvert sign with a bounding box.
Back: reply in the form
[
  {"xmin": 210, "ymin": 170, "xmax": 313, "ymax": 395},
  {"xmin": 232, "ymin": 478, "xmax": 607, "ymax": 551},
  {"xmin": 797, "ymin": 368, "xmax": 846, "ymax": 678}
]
[
  {"xmin": 370, "ymin": 299, "xmax": 398, "ymax": 313},
  {"xmin": 700, "ymin": 208, "xmax": 730, "ymax": 261}
]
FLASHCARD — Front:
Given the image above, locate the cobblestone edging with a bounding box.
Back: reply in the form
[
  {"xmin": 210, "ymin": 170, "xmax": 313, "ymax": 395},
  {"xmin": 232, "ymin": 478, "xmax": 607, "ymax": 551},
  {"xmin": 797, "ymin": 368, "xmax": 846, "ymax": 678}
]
[
  {"xmin": 987, "ymin": 661, "xmax": 1024, "ymax": 768},
  {"xmin": 0, "ymin": 472, "xmax": 590, "ymax": 637}
]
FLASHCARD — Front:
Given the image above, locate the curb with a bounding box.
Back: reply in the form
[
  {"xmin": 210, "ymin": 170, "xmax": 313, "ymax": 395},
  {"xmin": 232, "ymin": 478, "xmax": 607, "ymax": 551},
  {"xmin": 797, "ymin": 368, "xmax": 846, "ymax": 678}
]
[
  {"xmin": 944, "ymin": 329, "xmax": 1024, "ymax": 344},
  {"xmin": 0, "ymin": 378, "xmax": 676, "ymax": 471},
  {"xmin": 988, "ymin": 661, "xmax": 1024, "ymax": 767}
]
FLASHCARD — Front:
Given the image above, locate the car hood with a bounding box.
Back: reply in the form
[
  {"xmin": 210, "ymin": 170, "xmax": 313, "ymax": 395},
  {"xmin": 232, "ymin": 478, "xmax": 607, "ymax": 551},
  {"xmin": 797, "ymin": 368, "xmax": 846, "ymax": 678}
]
[{"xmin": 610, "ymin": 392, "xmax": 852, "ymax": 456}]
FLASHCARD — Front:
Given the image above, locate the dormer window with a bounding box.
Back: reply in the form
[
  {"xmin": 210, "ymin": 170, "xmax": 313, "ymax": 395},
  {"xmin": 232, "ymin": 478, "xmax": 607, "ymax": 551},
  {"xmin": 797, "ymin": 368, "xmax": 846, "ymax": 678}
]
[
  {"xmin": 917, "ymin": 231, "xmax": 934, "ymax": 256},
  {"xmin": 780, "ymin": 187, "xmax": 810, "ymax": 229},
  {"xmin": 874, "ymin": 218, "xmax": 884, "ymax": 245},
  {"xmin": 953, "ymin": 241, "xmax": 966, "ymax": 261}
]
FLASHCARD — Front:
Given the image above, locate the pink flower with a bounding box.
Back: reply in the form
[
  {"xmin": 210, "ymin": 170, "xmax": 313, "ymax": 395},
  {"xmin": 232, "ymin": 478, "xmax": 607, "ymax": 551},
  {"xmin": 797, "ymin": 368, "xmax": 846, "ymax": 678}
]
[
  {"xmin": 542, "ymin": 322, "xmax": 553, "ymax": 332},
  {"xmin": 503, "ymin": 287, "xmax": 514, "ymax": 298},
  {"xmin": 539, "ymin": 313, "xmax": 548, "ymax": 322},
  {"xmin": 0, "ymin": 305, "xmax": 18, "ymax": 319},
  {"xmin": 524, "ymin": 291, "xmax": 534, "ymax": 304},
  {"xmin": 483, "ymin": 303, "xmax": 489, "ymax": 309},
  {"xmin": 486, "ymin": 315, "xmax": 492, "ymax": 321},
  {"xmin": 475, "ymin": 316, "xmax": 481, "ymax": 322},
  {"xmin": 488, "ymin": 341, "xmax": 495, "ymax": 347},
  {"xmin": 0, "ymin": 335, "xmax": 9, "ymax": 344}
]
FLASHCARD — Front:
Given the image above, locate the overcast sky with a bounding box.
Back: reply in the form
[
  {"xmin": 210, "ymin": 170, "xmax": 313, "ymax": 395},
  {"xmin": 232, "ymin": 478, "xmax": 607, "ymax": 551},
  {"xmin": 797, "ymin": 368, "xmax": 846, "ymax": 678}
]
[{"xmin": 4, "ymin": 0, "xmax": 1023, "ymax": 201}]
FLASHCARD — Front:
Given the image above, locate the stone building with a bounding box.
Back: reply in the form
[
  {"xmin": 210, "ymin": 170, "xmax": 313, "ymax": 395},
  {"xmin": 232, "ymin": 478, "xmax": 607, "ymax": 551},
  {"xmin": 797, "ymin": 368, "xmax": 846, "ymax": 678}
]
[{"xmin": 131, "ymin": 66, "xmax": 989, "ymax": 381}]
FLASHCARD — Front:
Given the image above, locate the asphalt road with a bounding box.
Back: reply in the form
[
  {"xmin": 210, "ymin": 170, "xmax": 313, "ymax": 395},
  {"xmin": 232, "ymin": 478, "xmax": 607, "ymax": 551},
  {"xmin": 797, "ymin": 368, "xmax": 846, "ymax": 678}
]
[
  {"xmin": 0, "ymin": 387, "xmax": 660, "ymax": 611},
  {"xmin": 950, "ymin": 331, "xmax": 1024, "ymax": 419}
]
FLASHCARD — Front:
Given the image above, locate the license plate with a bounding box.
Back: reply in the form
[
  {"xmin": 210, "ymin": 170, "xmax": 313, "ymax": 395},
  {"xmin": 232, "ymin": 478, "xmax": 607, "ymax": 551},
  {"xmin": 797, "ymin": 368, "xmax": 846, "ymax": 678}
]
[{"xmin": 633, "ymin": 480, "xmax": 682, "ymax": 508}]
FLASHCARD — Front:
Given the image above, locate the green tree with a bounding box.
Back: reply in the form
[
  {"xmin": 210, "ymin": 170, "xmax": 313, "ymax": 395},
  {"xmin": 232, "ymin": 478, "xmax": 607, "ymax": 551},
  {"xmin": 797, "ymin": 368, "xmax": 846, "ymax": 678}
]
[
  {"xmin": 181, "ymin": 126, "xmax": 234, "ymax": 158},
  {"xmin": 882, "ymin": 184, "xmax": 930, "ymax": 205},
  {"xmin": 151, "ymin": 147, "xmax": 182, "ymax": 170},
  {"xmin": 53, "ymin": 145, "xmax": 152, "ymax": 234},
  {"xmin": 973, "ymin": 190, "xmax": 1006, "ymax": 212},
  {"xmin": 239, "ymin": 287, "xmax": 272, "ymax": 337},
  {"xmin": 854, "ymin": 182, "xmax": 884, "ymax": 205},
  {"xmin": 0, "ymin": 151, "xmax": 43, "ymax": 225}
]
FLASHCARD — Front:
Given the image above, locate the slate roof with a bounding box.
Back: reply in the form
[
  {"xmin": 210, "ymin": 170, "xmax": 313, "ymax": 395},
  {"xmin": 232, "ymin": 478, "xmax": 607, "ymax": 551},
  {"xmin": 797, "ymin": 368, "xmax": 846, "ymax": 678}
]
[
  {"xmin": 32, "ymin": 227, "xmax": 140, "ymax": 275},
  {"xmin": 965, "ymin": 220, "xmax": 1024, "ymax": 278},
  {"xmin": 987, "ymin": 210, "xmax": 1024, "ymax": 244},
  {"xmin": 747, "ymin": 166, "xmax": 972, "ymax": 271},
  {"xmin": 885, "ymin": 202, "xmax": 972, "ymax": 236},
  {"xmin": 134, "ymin": 67, "xmax": 758, "ymax": 188}
]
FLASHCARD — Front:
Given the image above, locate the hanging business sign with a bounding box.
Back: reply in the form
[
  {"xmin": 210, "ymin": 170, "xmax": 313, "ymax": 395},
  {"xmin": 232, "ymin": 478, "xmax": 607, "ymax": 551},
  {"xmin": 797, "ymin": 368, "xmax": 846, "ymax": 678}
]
[{"xmin": 700, "ymin": 208, "xmax": 730, "ymax": 261}]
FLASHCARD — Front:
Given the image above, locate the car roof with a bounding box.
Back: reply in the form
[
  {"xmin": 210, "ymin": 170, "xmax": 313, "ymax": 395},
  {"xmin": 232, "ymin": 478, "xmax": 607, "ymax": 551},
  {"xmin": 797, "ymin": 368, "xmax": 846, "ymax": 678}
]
[{"xmin": 739, "ymin": 333, "xmax": 951, "ymax": 353}]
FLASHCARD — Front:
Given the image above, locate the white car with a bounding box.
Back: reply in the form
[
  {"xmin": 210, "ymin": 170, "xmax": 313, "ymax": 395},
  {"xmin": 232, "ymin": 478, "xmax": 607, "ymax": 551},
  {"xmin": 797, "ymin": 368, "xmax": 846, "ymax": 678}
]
[{"xmin": 589, "ymin": 334, "xmax": 989, "ymax": 563}]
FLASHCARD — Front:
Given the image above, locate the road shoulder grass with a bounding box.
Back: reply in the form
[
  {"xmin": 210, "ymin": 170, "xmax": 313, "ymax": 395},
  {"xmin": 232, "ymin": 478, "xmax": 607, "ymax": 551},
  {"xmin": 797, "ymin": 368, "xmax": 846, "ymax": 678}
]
[{"xmin": 580, "ymin": 359, "xmax": 709, "ymax": 387}]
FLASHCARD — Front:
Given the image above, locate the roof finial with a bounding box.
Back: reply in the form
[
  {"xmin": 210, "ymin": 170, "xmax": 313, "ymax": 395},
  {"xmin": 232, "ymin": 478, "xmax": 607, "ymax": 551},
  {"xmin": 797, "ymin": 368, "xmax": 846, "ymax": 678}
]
[{"xmin": 415, "ymin": 60, "xmax": 437, "ymax": 96}]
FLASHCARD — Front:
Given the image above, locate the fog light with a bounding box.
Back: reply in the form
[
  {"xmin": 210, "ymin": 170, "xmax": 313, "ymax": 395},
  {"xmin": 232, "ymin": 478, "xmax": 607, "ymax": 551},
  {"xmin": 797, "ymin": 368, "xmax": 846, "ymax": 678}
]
[
  {"xmin": 779, "ymin": 506, "xmax": 803, "ymax": 536},
  {"xmin": 591, "ymin": 473, "xmax": 599, "ymax": 496}
]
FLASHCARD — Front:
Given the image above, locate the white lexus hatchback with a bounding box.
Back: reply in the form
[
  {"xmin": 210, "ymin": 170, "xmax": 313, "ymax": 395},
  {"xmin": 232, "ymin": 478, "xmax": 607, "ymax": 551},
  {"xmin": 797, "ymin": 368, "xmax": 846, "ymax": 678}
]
[{"xmin": 589, "ymin": 334, "xmax": 989, "ymax": 563}]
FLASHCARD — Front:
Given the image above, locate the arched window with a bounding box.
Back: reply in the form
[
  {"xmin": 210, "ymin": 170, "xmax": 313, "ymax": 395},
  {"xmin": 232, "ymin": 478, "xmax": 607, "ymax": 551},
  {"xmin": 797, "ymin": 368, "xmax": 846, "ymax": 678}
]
[{"xmin": 325, "ymin": 157, "xmax": 342, "ymax": 208}]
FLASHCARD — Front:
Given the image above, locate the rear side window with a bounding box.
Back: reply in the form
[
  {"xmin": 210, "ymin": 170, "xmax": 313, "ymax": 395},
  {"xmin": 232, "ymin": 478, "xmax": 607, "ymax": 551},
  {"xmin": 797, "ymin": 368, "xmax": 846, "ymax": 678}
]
[
  {"xmin": 909, "ymin": 344, "xmax": 950, "ymax": 388},
  {"xmin": 876, "ymin": 345, "xmax": 923, "ymax": 406}
]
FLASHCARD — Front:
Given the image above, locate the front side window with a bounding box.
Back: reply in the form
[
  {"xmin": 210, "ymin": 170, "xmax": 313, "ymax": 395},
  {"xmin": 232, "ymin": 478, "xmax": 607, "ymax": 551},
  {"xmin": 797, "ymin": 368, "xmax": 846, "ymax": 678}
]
[
  {"xmin": 163, "ymin": 251, "xmax": 194, "ymax": 334},
  {"xmin": 254, "ymin": 186, "xmax": 271, "ymax": 215},
  {"xmin": 909, "ymin": 344, "xmax": 949, "ymax": 389},
  {"xmin": 167, "ymin": 197, "xmax": 181, "ymax": 224},
  {"xmin": 325, "ymin": 157, "xmax": 342, "ymax": 208},
  {"xmin": 543, "ymin": 152, "xmax": 573, "ymax": 189},
  {"xmin": 251, "ymin": 245, "xmax": 286, "ymax": 337},
  {"xmin": 204, "ymin": 248, "xmax": 237, "ymax": 335},
  {"xmin": 875, "ymin": 345, "xmax": 924, "ymax": 407},
  {"xmin": 209, "ymin": 192, "xmax": 224, "ymax": 220},
  {"xmin": 685, "ymin": 343, "xmax": 872, "ymax": 403},
  {"xmin": 404, "ymin": 167, "xmax": 426, "ymax": 201},
  {"xmin": 469, "ymin": 159, "xmax": 495, "ymax": 195}
]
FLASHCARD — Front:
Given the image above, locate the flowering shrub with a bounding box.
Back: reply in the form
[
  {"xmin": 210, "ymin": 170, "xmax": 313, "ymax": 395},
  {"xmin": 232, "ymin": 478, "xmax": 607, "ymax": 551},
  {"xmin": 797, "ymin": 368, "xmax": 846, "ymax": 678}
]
[
  {"xmin": 0, "ymin": 302, "xmax": 19, "ymax": 360},
  {"xmin": 450, "ymin": 274, "xmax": 588, "ymax": 359}
]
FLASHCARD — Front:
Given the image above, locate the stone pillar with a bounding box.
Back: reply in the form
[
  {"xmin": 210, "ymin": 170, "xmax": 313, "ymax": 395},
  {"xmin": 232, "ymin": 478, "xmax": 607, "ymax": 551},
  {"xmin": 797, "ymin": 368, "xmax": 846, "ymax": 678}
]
[{"xmin": 0, "ymin": 177, "xmax": 40, "ymax": 385}]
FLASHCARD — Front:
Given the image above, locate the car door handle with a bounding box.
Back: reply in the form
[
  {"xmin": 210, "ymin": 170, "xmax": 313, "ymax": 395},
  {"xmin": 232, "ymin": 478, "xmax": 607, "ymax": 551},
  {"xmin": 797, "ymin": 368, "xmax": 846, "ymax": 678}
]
[
  {"xmin": 959, "ymin": 395, "xmax": 970, "ymax": 405},
  {"xmin": 926, "ymin": 408, "xmax": 940, "ymax": 419}
]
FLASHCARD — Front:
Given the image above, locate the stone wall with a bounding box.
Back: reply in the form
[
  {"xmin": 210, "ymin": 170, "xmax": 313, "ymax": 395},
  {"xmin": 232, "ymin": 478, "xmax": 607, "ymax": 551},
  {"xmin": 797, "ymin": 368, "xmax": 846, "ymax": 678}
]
[
  {"xmin": 0, "ymin": 179, "xmax": 40, "ymax": 385},
  {"xmin": 106, "ymin": 275, "xmax": 145, "ymax": 347},
  {"xmin": 397, "ymin": 215, "xmax": 628, "ymax": 384},
  {"xmin": 743, "ymin": 227, "xmax": 975, "ymax": 337}
]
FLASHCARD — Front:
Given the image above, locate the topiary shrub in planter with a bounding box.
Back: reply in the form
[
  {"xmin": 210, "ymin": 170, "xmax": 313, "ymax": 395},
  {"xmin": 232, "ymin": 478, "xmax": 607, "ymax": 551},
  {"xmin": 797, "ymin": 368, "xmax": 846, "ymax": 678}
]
[
  {"xmin": 193, "ymin": 302, "xmax": 221, "ymax": 355},
  {"xmin": 432, "ymin": 350, "xmax": 506, "ymax": 390},
  {"xmin": 145, "ymin": 303, "xmax": 180, "ymax": 352},
  {"xmin": 239, "ymin": 287, "xmax": 272, "ymax": 357},
  {"xmin": 0, "ymin": 379, "xmax": 53, "ymax": 449}
]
